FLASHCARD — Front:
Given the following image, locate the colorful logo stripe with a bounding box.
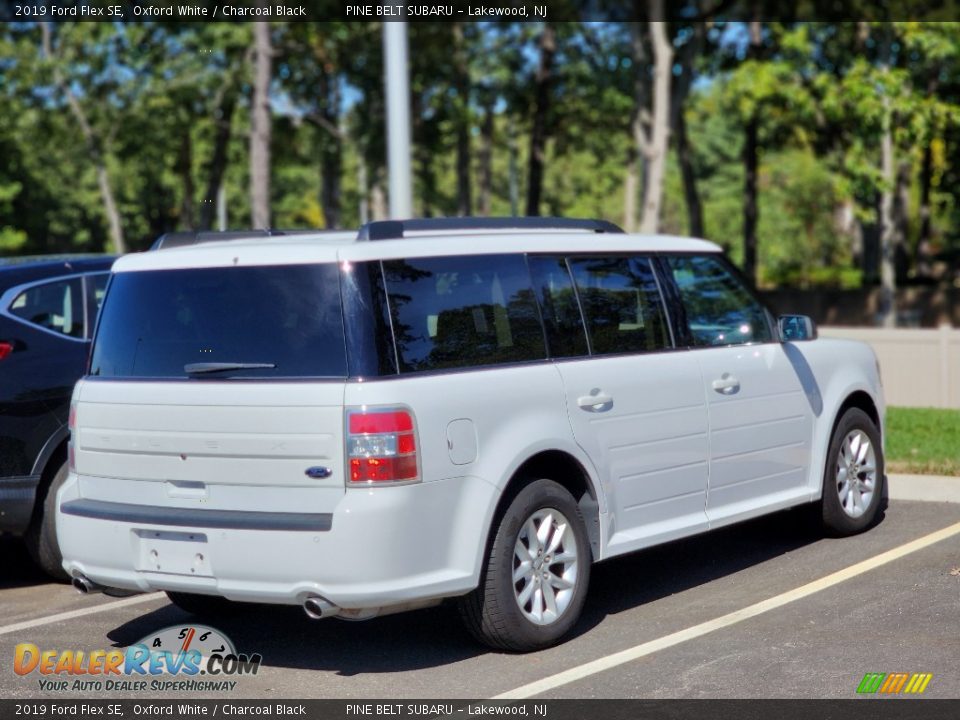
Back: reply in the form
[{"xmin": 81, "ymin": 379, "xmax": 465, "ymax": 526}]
[{"xmin": 857, "ymin": 672, "xmax": 932, "ymax": 694}]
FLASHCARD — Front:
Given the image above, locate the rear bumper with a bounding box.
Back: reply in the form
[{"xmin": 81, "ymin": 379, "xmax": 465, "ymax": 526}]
[
  {"xmin": 57, "ymin": 472, "xmax": 498, "ymax": 609},
  {"xmin": 0, "ymin": 474, "xmax": 40, "ymax": 534}
]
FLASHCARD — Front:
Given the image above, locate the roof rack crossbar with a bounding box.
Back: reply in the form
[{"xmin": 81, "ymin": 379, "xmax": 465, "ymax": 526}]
[{"xmin": 356, "ymin": 217, "xmax": 624, "ymax": 242}]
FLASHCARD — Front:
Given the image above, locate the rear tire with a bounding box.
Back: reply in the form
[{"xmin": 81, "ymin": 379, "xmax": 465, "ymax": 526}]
[
  {"xmin": 459, "ymin": 479, "xmax": 591, "ymax": 652},
  {"xmin": 166, "ymin": 592, "xmax": 242, "ymax": 618},
  {"xmin": 821, "ymin": 408, "xmax": 884, "ymax": 536},
  {"xmin": 25, "ymin": 461, "xmax": 69, "ymax": 581}
]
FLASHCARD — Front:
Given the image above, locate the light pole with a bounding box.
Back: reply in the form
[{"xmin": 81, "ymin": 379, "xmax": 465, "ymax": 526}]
[{"xmin": 383, "ymin": 20, "xmax": 413, "ymax": 219}]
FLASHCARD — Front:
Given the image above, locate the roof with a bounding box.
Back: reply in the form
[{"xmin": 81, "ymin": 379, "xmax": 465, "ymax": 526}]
[{"xmin": 112, "ymin": 232, "xmax": 723, "ymax": 273}]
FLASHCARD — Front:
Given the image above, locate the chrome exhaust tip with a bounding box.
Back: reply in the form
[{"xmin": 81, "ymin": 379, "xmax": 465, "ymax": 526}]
[
  {"xmin": 72, "ymin": 575, "xmax": 101, "ymax": 595},
  {"xmin": 303, "ymin": 595, "xmax": 339, "ymax": 620}
]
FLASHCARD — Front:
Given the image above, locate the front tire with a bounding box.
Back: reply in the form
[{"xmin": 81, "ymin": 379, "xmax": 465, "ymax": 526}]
[
  {"xmin": 459, "ymin": 479, "xmax": 591, "ymax": 652},
  {"xmin": 25, "ymin": 461, "xmax": 69, "ymax": 581},
  {"xmin": 821, "ymin": 408, "xmax": 884, "ymax": 536}
]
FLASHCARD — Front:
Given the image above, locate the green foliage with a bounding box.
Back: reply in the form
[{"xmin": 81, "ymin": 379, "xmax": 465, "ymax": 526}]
[
  {"xmin": 0, "ymin": 18, "xmax": 958, "ymax": 294},
  {"xmin": 886, "ymin": 406, "xmax": 960, "ymax": 476}
]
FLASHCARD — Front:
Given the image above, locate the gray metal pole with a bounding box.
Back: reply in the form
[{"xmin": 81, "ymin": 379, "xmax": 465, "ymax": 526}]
[{"xmin": 383, "ymin": 21, "xmax": 413, "ymax": 219}]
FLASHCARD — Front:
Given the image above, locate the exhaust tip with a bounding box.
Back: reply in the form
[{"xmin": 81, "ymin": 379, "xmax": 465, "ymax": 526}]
[
  {"xmin": 72, "ymin": 575, "xmax": 99, "ymax": 595},
  {"xmin": 303, "ymin": 596, "xmax": 339, "ymax": 620}
]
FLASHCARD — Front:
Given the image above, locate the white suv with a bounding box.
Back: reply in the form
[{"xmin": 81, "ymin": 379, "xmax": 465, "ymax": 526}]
[{"xmin": 58, "ymin": 218, "xmax": 885, "ymax": 651}]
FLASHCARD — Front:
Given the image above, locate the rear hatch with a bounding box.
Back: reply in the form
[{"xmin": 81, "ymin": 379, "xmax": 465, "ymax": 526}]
[{"xmin": 74, "ymin": 261, "xmax": 348, "ymax": 515}]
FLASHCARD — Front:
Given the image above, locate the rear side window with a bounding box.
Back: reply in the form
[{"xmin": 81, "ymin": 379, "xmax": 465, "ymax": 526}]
[
  {"xmin": 383, "ymin": 254, "xmax": 545, "ymax": 373},
  {"xmin": 665, "ymin": 255, "xmax": 773, "ymax": 347},
  {"xmin": 568, "ymin": 256, "xmax": 671, "ymax": 355},
  {"xmin": 8, "ymin": 277, "xmax": 84, "ymax": 338},
  {"xmin": 527, "ymin": 256, "xmax": 589, "ymax": 359},
  {"xmin": 90, "ymin": 264, "xmax": 346, "ymax": 378}
]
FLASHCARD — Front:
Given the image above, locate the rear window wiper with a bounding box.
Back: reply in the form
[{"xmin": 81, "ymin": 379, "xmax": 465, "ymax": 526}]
[{"xmin": 184, "ymin": 362, "xmax": 277, "ymax": 375}]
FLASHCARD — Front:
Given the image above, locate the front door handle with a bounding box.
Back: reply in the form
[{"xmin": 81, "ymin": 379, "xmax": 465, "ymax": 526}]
[
  {"xmin": 577, "ymin": 391, "xmax": 614, "ymax": 410},
  {"xmin": 711, "ymin": 374, "xmax": 741, "ymax": 394}
]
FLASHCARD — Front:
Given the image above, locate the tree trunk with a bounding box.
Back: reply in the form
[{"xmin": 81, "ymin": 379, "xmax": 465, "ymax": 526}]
[
  {"xmin": 478, "ymin": 97, "xmax": 494, "ymax": 216},
  {"xmin": 526, "ymin": 23, "xmax": 556, "ymax": 217},
  {"xmin": 878, "ymin": 97, "xmax": 896, "ymax": 327},
  {"xmin": 638, "ymin": 13, "xmax": 673, "ymax": 234},
  {"xmin": 318, "ymin": 72, "xmax": 342, "ymax": 229},
  {"xmin": 357, "ymin": 152, "xmax": 369, "ymax": 225},
  {"xmin": 508, "ymin": 116, "xmax": 519, "ymax": 216},
  {"xmin": 453, "ymin": 22, "xmax": 472, "ymax": 216},
  {"xmin": 672, "ymin": 17, "xmax": 706, "ymax": 239},
  {"xmin": 40, "ymin": 23, "xmax": 126, "ymax": 254},
  {"xmin": 250, "ymin": 19, "xmax": 272, "ymax": 229},
  {"xmin": 741, "ymin": 19, "xmax": 762, "ymax": 286},
  {"xmin": 623, "ymin": 22, "xmax": 645, "ymax": 233},
  {"xmin": 178, "ymin": 132, "xmax": 195, "ymax": 230},
  {"xmin": 370, "ymin": 167, "xmax": 388, "ymax": 221},
  {"xmin": 199, "ymin": 89, "xmax": 237, "ymax": 231},
  {"xmin": 676, "ymin": 108, "xmax": 703, "ymax": 237}
]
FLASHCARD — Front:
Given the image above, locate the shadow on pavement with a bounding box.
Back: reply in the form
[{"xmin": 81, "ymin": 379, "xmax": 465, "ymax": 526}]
[{"xmin": 104, "ymin": 504, "xmax": 858, "ymax": 674}]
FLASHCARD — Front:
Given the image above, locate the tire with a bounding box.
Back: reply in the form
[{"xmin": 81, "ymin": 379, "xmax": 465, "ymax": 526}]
[
  {"xmin": 166, "ymin": 592, "xmax": 242, "ymax": 618},
  {"xmin": 821, "ymin": 408, "xmax": 885, "ymax": 536},
  {"xmin": 459, "ymin": 479, "xmax": 591, "ymax": 652},
  {"xmin": 24, "ymin": 461, "xmax": 69, "ymax": 581}
]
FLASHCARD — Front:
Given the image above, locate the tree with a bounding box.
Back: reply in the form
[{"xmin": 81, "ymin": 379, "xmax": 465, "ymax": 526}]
[{"xmin": 250, "ymin": 20, "xmax": 273, "ymax": 229}]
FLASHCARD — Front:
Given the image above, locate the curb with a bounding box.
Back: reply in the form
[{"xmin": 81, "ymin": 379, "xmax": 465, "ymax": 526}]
[{"xmin": 888, "ymin": 473, "xmax": 960, "ymax": 504}]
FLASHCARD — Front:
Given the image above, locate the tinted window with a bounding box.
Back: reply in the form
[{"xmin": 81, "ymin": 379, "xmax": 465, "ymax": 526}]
[
  {"xmin": 383, "ymin": 254, "xmax": 545, "ymax": 372},
  {"xmin": 90, "ymin": 265, "xmax": 346, "ymax": 378},
  {"xmin": 568, "ymin": 256, "xmax": 671, "ymax": 355},
  {"xmin": 665, "ymin": 255, "xmax": 773, "ymax": 347},
  {"xmin": 528, "ymin": 256, "xmax": 588, "ymax": 358},
  {"xmin": 8, "ymin": 278, "xmax": 84, "ymax": 338}
]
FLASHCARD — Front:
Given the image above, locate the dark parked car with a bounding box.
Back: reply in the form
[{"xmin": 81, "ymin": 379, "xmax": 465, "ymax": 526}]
[{"xmin": 0, "ymin": 255, "xmax": 114, "ymax": 577}]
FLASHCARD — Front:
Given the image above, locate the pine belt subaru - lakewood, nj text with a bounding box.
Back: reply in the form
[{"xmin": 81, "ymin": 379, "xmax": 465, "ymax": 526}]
[{"xmin": 57, "ymin": 218, "xmax": 885, "ymax": 651}]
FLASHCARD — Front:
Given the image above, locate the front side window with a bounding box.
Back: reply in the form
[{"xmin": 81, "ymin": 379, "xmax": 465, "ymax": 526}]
[
  {"xmin": 568, "ymin": 256, "xmax": 671, "ymax": 355},
  {"xmin": 90, "ymin": 264, "xmax": 346, "ymax": 378},
  {"xmin": 665, "ymin": 254, "xmax": 773, "ymax": 347},
  {"xmin": 383, "ymin": 254, "xmax": 545, "ymax": 373},
  {"xmin": 8, "ymin": 277, "xmax": 84, "ymax": 338}
]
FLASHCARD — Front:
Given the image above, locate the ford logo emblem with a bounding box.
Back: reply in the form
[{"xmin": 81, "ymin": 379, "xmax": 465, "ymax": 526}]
[{"xmin": 305, "ymin": 466, "xmax": 332, "ymax": 479}]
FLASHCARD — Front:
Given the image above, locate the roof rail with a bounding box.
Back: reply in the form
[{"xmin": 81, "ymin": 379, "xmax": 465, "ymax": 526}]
[
  {"xmin": 356, "ymin": 217, "xmax": 624, "ymax": 241},
  {"xmin": 149, "ymin": 229, "xmax": 344, "ymax": 251}
]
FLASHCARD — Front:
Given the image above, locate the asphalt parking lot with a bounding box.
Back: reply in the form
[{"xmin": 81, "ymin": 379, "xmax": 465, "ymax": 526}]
[{"xmin": 2, "ymin": 479, "xmax": 959, "ymax": 700}]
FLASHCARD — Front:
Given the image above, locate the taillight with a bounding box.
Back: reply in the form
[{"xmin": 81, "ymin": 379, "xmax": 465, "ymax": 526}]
[
  {"xmin": 346, "ymin": 407, "xmax": 419, "ymax": 485},
  {"xmin": 68, "ymin": 401, "xmax": 77, "ymax": 472},
  {"xmin": 0, "ymin": 342, "xmax": 12, "ymax": 360}
]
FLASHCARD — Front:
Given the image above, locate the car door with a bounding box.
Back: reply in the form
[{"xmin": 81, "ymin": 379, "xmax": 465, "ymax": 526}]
[
  {"xmin": 661, "ymin": 254, "xmax": 814, "ymax": 527},
  {"xmin": 529, "ymin": 255, "xmax": 709, "ymax": 557}
]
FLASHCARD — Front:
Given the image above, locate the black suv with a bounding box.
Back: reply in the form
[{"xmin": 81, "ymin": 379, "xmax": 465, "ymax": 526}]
[{"xmin": 0, "ymin": 255, "xmax": 114, "ymax": 577}]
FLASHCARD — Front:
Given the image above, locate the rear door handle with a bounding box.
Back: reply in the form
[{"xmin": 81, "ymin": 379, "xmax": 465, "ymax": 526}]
[
  {"xmin": 577, "ymin": 391, "xmax": 613, "ymax": 410},
  {"xmin": 711, "ymin": 374, "xmax": 740, "ymax": 394}
]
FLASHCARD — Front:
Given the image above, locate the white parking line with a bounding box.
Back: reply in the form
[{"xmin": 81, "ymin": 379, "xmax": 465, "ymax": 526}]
[
  {"xmin": 0, "ymin": 593, "xmax": 165, "ymax": 638},
  {"xmin": 495, "ymin": 520, "xmax": 960, "ymax": 700}
]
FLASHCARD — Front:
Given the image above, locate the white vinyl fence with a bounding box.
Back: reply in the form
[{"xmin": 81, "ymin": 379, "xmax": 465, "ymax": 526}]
[{"xmin": 820, "ymin": 326, "xmax": 960, "ymax": 409}]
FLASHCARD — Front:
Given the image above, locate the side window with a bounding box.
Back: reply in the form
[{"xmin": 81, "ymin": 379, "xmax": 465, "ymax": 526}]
[
  {"xmin": 665, "ymin": 255, "xmax": 773, "ymax": 347},
  {"xmin": 8, "ymin": 278, "xmax": 84, "ymax": 338},
  {"xmin": 383, "ymin": 254, "xmax": 546, "ymax": 373},
  {"xmin": 527, "ymin": 256, "xmax": 588, "ymax": 358},
  {"xmin": 568, "ymin": 256, "xmax": 671, "ymax": 355}
]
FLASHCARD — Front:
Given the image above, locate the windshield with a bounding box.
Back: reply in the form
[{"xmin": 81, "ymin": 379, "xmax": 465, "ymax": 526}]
[{"xmin": 90, "ymin": 264, "xmax": 346, "ymax": 379}]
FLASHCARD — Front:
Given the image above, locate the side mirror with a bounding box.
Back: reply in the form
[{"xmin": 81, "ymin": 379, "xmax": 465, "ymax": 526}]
[{"xmin": 779, "ymin": 315, "xmax": 817, "ymax": 342}]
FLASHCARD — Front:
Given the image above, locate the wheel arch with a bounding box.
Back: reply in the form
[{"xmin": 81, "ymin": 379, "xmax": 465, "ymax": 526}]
[{"xmin": 489, "ymin": 449, "xmax": 601, "ymax": 562}]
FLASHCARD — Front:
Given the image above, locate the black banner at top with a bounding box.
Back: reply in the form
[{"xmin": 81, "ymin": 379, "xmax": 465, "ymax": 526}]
[{"xmin": 1, "ymin": 0, "xmax": 959, "ymax": 23}]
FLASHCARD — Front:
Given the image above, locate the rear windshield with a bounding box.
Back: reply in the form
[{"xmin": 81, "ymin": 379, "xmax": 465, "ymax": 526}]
[{"xmin": 90, "ymin": 264, "xmax": 346, "ymax": 379}]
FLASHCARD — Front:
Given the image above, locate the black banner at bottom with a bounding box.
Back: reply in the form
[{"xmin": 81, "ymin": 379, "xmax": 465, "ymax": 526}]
[{"xmin": 3, "ymin": 699, "xmax": 960, "ymax": 720}]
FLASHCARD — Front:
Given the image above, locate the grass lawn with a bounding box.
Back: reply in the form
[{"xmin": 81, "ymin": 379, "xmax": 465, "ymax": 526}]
[{"xmin": 885, "ymin": 407, "xmax": 960, "ymax": 476}]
